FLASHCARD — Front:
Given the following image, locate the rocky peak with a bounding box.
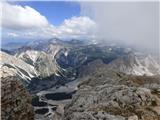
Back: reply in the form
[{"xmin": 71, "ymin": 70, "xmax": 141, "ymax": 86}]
[{"xmin": 0, "ymin": 51, "xmax": 37, "ymax": 83}]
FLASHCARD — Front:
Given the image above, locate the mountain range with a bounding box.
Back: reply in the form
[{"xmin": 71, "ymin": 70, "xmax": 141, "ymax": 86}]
[{"xmin": 1, "ymin": 38, "xmax": 160, "ymax": 120}]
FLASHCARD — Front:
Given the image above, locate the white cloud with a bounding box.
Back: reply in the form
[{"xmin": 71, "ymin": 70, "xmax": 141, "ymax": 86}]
[
  {"xmin": 58, "ymin": 16, "xmax": 96, "ymax": 39},
  {"xmin": 7, "ymin": 32, "xmax": 19, "ymax": 37},
  {"xmin": 2, "ymin": 2, "xmax": 49, "ymax": 30},
  {"xmin": 2, "ymin": 2, "xmax": 96, "ymax": 40}
]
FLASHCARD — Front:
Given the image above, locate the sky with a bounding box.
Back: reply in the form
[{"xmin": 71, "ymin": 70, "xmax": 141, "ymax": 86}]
[
  {"xmin": 15, "ymin": 1, "xmax": 81, "ymax": 26},
  {"xmin": 1, "ymin": 1, "xmax": 159, "ymax": 55},
  {"xmin": 1, "ymin": 1, "xmax": 96, "ymax": 43}
]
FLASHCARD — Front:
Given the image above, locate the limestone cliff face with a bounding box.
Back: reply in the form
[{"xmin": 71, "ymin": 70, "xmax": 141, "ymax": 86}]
[{"xmin": 1, "ymin": 76, "xmax": 34, "ymax": 120}]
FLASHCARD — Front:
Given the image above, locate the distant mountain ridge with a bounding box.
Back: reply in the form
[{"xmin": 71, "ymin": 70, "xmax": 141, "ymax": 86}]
[{"xmin": 108, "ymin": 53, "xmax": 160, "ymax": 76}]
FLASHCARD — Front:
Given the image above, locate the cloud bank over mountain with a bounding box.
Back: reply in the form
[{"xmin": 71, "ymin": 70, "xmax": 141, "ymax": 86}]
[
  {"xmin": 2, "ymin": 2, "xmax": 96, "ymax": 40},
  {"xmin": 80, "ymin": 2, "xmax": 159, "ymax": 54}
]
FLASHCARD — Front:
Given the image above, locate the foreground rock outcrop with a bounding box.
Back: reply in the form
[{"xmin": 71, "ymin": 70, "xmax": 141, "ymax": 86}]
[
  {"xmin": 63, "ymin": 60, "xmax": 160, "ymax": 120},
  {"xmin": 1, "ymin": 76, "xmax": 34, "ymax": 120}
]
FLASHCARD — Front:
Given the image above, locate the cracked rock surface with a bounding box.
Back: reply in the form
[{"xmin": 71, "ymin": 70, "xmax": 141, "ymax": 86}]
[
  {"xmin": 63, "ymin": 60, "xmax": 160, "ymax": 120},
  {"xmin": 1, "ymin": 76, "xmax": 34, "ymax": 120}
]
